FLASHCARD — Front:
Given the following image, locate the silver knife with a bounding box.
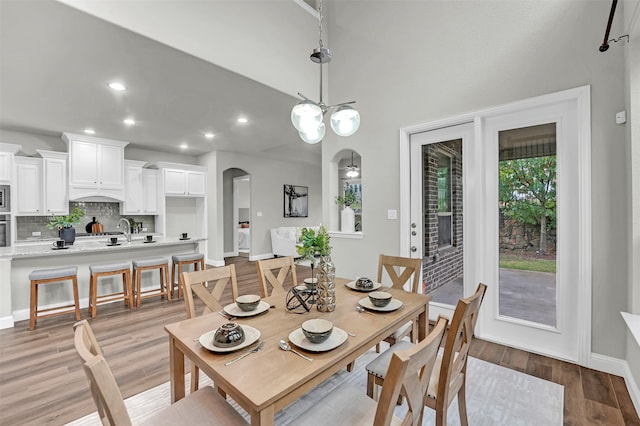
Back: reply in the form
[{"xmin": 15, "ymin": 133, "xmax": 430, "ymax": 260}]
[{"xmin": 224, "ymin": 342, "xmax": 265, "ymax": 366}]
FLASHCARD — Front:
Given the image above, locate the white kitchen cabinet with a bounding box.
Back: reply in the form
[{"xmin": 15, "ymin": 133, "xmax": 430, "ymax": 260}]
[
  {"xmin": 15, "ymin": 157, "xmax": 42, "ymax": 215},
  {"xmin": 63, "ymin": 133, "xmax": 128, "ymax": 201},
  {"xmin": 164, "ymin": 169, "xmax": 206, "ymax": 197},
  {"xmin": 122, "ymin": 160, "xmax": 159, "ymax": 214},
  {"xmin": 0, "ymin": 143, "xmax": 21, "ymax": 184},
  {"xmin": 39, "ymin": 151, "xmax": 68, "ymax": 215}
]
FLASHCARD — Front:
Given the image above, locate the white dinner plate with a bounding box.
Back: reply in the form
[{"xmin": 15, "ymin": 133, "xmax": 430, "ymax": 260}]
[
  {"xmin": 345, "ymin": 280, "xmax": 383, "ymax": 292},
  {"xmin": 358, "ymin": 297, "xmax": 403, "ymax": 312},
  {"xmin": 223, "ymin": 300, "xmax": 270, "ymax": 317},
  {"xmin": 199, "ymin": 325, "xmax": 261, "ymax": 353},
  {"xmin": 288, "ymin": 326, "xmax": 348, "ymax": 352}
]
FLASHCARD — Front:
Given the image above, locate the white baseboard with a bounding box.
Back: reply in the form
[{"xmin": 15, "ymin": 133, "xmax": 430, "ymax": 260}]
[
  {"xmin": 0, "ymin": 315, "xmax": 14, "ymax": 330},
  {"xmin": 249, "ymin": 253, "xmax": 273, "ymax": 261},
  {"xmin": 206, "ymin": 258, "xmax": 225, "ymax": 267},
  {"xmin": 223, "ymin": 251, "xmax": 235, "ymax": 258},
  {"xmin": 589, "ymin": 352, "xmax": 640, "ymax": 415}
]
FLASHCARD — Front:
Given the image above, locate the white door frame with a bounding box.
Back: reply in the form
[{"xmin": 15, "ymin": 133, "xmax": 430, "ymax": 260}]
[
  {"xmin": 233, "ymin": 175, "xmax": 250, "ymax": 256},
  {"xmin": 399, "ymin": 86, "xmax": 591, "ymax": 365}
]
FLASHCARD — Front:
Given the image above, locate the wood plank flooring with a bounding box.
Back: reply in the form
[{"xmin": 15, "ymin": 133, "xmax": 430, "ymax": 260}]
[{"xmin": 1, "ymin": 256, "xmax": 638, "ymax": 425}]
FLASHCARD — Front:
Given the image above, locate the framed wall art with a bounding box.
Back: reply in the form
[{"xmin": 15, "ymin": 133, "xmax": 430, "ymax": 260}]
[{"xmin": 284, "ymin": 184, "xmax": 308, "ymax": 217}]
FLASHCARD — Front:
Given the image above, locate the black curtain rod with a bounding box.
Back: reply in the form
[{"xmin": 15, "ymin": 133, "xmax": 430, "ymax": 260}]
[{"xmin": 599, "ymin": 0, "xmax": 618, "ymax": 52}]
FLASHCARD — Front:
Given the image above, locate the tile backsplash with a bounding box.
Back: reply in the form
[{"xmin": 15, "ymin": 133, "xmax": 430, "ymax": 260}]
[{"xmin": 16, "ymin": 202, "xmax": 156, "ymax": 240}]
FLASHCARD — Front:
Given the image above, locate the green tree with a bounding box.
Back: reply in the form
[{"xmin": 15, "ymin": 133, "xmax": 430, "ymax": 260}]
[{"xmin": 499, "ymin": 156, "xmax": 556, "ymax": 253}]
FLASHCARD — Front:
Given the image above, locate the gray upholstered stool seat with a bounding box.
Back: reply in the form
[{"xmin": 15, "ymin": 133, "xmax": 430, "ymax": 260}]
[
  {"xmin": 171, "ymin": 253, "xmax": 205, "ymax": 263},
  {"xmin": 132, "ymin": 257, "xmax": 171, "ymax": 307},
  {"xmin": 88, "ymin": 261, "xmax": 132, "ymax": 318},
  {"xmin": 29, "ymin": 266, "xmax": 78, "ymax": 281},
  {"xmin": 29, "ymin": 266, "xmax": 81, "ymax": 330},
  {"xmin": 171, "ymin": 253, "xmax": 205, "ymax": 299}
]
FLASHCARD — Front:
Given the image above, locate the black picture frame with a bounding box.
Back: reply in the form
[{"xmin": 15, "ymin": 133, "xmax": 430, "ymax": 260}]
[{"xmin": 283, "ymin": 185, "xmax": 308, "ymax": 218}]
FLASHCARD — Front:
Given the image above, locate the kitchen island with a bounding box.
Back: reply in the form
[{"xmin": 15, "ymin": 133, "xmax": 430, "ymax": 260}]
[{"xmin": 0, "ymin": 236, "xmax": 206, "ymax": 329}]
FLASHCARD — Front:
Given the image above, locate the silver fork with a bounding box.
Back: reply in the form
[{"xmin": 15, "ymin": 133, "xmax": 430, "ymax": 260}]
[{"xmin": 224, "ymin": 342, "xmax": 265, "ymax": 366}]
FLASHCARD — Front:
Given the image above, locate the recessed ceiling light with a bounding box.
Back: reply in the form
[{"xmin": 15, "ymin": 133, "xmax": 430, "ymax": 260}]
[
  {"xmin": 123, "ymin": 118, "xmax": 135, "ymax": 126},
  {"xmin": 179, "ymin": 143, "xmax": 188, "ymax": 150},
  {"xmin": 237, "ymin": 117, "xmax": 248, "ymax": 124},
  {"xmin": 204, "ymin": 132, "xmax": 214, "ymax": 139},
  {"xmin": 108, "ymin": 82, "xmax": 126, "ymax": 91},
  {"xmin": 84, "ymin": 128, "xmax": 96, "ymax": 135}
]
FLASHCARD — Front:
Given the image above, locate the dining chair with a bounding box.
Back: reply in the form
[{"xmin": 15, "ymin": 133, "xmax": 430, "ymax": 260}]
[
  {"xmin": 293, "ymin": 316, "xmax": 448, "ymax": 426},
  {"xmin": 72, "ymin": 320, "xmax": 247, "ymax": 426},
  {"xmin": 366, "ymin": 283, "xmax": 487, "ymax": 426},
  {"xmin": 256, "ymin": 256, "xmax": 297, "ymax": 298},
  {"xmin": 376, "ymin": 254, "xmax": 422, "ymax": 352},
  {"xmin": 182, "ymin": 265, "xmax": 239, "ymax": 392}
]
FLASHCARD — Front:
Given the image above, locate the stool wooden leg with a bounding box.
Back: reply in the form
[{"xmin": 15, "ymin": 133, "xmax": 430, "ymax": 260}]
[
  {"xmin": 125, "ymin": 269, "xmax": 133, "ymax": 309},
  {"xmin": 171, "ymin": 262, "xmax": 176, "ymax": 298},
  {"xmin": 136, "ymin": 268, "xmax": 142, "ymax": 308},
  {"xmin": 177, "ymin": 262, "xmax": 184, "ymax": 299},
  {"xmin": 72, "ymin": 275, "xmax": 81, "ymax": 321},
  {"xmin": 89, "ymin": 274, "xmax": 97, "ymax": 318},
  {"xmin": 29, "ymin": 280, "xmax": 37, "ymax": 331},
  {"xmin": 162, "ymin": 264, "xmax": 171, "ymax": 301}
]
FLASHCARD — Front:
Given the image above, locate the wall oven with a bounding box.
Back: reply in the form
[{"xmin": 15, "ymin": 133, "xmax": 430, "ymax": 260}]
[
  {"xmin": 0, "ymin": 185, "xmax": 9, "ymax": 213},
  {"xmin": 0, "ymin": 215, "xmax": 9, "ymax": 247}
]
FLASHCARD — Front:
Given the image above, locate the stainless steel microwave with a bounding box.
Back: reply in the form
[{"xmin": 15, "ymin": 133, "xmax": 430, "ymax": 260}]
[{"xmin": 0, "ymin": 185, "xmax": 9, "ymax": 212}]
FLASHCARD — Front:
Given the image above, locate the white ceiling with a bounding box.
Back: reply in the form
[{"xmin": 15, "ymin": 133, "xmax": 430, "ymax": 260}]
[{"xmin": 0, "ymin": 0, "xmax": 321, "ymax": 164}]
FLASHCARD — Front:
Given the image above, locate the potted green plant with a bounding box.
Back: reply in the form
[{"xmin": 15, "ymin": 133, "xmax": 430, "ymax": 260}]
[
  {"xmin": 335, "ymin": 183, "xmax": 361, "ymax": 233},
  {"xmin": 297, "ymin": 225, "xmax": 335, "ymax": 312},
  {"xmin": 47, "ymin": 206, "xmax": 85, "ymax": 245}
]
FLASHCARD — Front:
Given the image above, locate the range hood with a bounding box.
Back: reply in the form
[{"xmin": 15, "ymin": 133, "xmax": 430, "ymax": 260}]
[{"xmin": 69, "ymin": 194, "xmax": 124, "ymax": 203}]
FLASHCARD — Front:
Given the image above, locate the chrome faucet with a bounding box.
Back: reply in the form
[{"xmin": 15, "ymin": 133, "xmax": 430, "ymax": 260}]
[{"xmin": 118, "ymin": 218, "xmax": 132, "ymax": 242}]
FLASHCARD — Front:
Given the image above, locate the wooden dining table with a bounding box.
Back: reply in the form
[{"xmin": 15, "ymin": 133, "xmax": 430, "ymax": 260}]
[{"xmin": 164, "ymin": 277, "xmax": 431, "ymax": 426}]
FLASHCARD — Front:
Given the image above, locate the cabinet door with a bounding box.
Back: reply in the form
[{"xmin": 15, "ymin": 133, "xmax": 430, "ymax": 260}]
[
  {"xmin": 0, "ymin": 153, "xmax": 12, "ymax": 183},
  {"xmin": 142, "ymin": 170, "xmax": 158, "ymax": 213},
  {"xmin": 164, "ymin": 169, "xmax": 186, "ymax": 195},
  {"xmin": 99, "ymin": 144, "xmax": 124, "ymax": 188},
  {"xmin": 124, "ymin": 165, "xmax": 144, "ymax": 213},
  {"xmin": 186, "ymin": 171, "xmax": 206, "ymax": 196},
  {"xmin": 16, "ymin": 159, "xmax": 42, "ymax": 214},
  {"xmin": 69, "ymin": 140, "xmax": 98, "ymax": 186},
  {"xmin": 43, "ymin": 157, "xmax": 68, "ymax": 215}
]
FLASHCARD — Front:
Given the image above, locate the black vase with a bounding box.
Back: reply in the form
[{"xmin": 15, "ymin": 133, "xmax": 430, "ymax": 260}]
[{"xmin": 59, "ymin": 227, "xmax": 76, "ymax": 245}]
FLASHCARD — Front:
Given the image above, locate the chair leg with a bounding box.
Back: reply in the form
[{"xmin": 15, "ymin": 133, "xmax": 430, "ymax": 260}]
[
  {"xmin": 366, "ymin": 372, "xmax": 377, "ymax": 400},
  {"xmin": 375, "ymin": 343, "xmax": 381, "ymax": 353},
  {"xmin": 458, "ymin": 382, "xmax": 469, "ymax": 426},
  {"xmin": 72, "ymin": 275, "xmax": 81, "ymax": 321},
  {"xmin": 346, "ymin": 361, "xmax": 354, "ymax": 372},
  {"xmin": 191, "ymin": 365, "xmax": 200, "ymax": 393}
]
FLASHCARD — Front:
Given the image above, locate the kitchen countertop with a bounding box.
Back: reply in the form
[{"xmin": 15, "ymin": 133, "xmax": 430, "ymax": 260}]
[{"xmin": 0, "ymin": 236, "xmax": 205, "ymax": 259}]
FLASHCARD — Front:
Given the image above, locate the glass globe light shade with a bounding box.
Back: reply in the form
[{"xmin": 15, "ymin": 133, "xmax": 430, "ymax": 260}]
[
  {"xmin": 291, "ymin": 100, "xmax": 323, "ymax": 132},
  {"xmin": 330, "ymin": 105, "xmax": 360, "ymax": 137},
  {"xmin": 346, "ymin": 166, "xmax": 359, "ymax": 178},
  {"xmin": 299, "ymin": 122, "xmax": 325, "ymax": 144}
]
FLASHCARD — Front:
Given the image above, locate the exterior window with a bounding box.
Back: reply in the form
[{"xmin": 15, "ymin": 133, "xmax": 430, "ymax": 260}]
[{"xmin": 437, "ymin": 152, "xmax": 452, "ymax": 247}]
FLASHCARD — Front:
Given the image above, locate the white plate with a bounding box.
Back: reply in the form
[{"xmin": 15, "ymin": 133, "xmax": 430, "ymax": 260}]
[
  {"xmin": 358, "ymin": 297, "xmax": 403, "ymax": 312},
  {"xmin": 288, "ymin": 326, "xmax": 348, "ymax": 352},
  {"xmin": 199, "ymin": 325, "xmax": 261, "ymax": 353},
  {"xmin": 223, "ymin": 300, "xmax": 270, "ymax": 317},
  {"xmin": 345, "ymin": 280, "xmax": 383, "ymax": 292}
]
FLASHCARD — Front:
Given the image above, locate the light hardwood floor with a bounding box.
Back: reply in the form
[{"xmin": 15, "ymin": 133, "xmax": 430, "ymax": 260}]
[{"xmin": 0, "ymin": 256, "xmax": 638, "ymax": 425}]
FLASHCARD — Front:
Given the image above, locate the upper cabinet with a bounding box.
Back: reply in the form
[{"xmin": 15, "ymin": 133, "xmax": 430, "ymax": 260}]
[
  {"xmin": 63, "ymin": 133, "xmax": 129, "ymax": 201},
  {"xmin": 160, "ymin": 165, "xmax": 206, "ymax": 197},
  {"xmin": 15, "ymin": 151, "xmax": 68, "ymax": 216},
  {"xmin": 0, "ymin": 143, "xmax": 21, "ymax": 184},
  {"xmin": 122, "ymin": 160, "xmax": 159, "ymax": 215}
]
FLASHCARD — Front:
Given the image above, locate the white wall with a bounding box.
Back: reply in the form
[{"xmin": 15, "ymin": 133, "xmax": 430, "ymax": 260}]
[
  {"xmin": 200, "ymin": 150, "xmax": 322, "ymax": 263},
  {"xmin": 324, "ymin": 1, "xmax": 628, "ymax": 359}
]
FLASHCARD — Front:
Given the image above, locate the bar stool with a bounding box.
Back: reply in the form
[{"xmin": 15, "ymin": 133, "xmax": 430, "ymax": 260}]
[
  {"xmin": 132, "ymin": 257, "xmax": 171, "ymax": 307},
  {"xmin": 171, "ymin": 253, "xmax": 205, "ymax": 298},
  {"xmin": 88, "ymin": 261, "xmax": 133, "ymax": 318},
  {"xmin": 29, "ymin": 266, "xmax": 81, "ymax": 330}
]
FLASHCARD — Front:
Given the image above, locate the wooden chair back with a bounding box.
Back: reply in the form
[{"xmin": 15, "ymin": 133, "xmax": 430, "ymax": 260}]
[
  {"xmin": 375, "ymin": 316, "xmax": 448, "ymax": 426},
  {"xmin": 182, "ymin": 265, "xmax": 239, "ymax": 319},
  {"xmin": 256, "ymin": 256, "xmax": 297, "ymax": 298},
  {"xmin": 73, "ymin": 320, "xmax": 132, "ymax": 426},
  {"xmin": 430, "ymin": 283, "xmax": 487, "ymax": 424},
  {"xmin": 377, "ymin": 254, "xmax": 422, "ymax": 293}
]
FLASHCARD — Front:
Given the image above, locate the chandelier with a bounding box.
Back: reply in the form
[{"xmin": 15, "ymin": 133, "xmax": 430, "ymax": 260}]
[
  {"xmin": 345, "ymin": 151, "xmax": 359, "ymax": 178},
  {"xmin": 291, "ymin": 0, "xmax": 360, "ymax": 144}
]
